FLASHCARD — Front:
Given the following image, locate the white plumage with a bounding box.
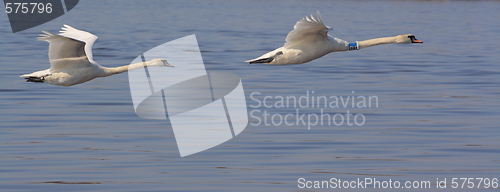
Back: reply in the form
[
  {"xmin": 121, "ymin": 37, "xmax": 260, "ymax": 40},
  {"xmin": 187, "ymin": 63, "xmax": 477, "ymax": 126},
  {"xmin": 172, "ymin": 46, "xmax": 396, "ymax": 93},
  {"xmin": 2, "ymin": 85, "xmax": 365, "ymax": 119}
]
[
  {"xmin": 21, "ymin": 25, "xmax": 173, "ymax": 86},
  {"xmin": 246, "ymin": 11, "xmax": 423, "ymax": 65}
]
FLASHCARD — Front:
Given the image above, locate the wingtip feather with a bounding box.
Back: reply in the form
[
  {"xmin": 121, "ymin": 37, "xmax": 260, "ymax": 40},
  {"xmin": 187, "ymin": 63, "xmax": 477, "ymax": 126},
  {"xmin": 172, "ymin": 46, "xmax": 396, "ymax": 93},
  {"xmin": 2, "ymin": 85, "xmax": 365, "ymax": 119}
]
[
  {"xmin": 59, "ymin": 24, "xmax": 75, "ymax": 34},
  {"xmin": 37, "ymin": 31, "xmax": 56, "ymax": 41}
]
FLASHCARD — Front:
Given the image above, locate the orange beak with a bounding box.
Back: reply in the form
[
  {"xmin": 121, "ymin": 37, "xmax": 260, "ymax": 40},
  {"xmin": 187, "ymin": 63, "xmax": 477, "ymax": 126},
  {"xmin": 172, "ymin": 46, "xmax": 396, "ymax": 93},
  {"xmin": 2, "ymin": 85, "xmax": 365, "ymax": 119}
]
[
  {"xmin": 410, "ymin": 36, "xmax": 423, "ymax": 43},
  {"xmin": 412, "ymin": 39, "xmax": 423, "ymax": 43}
]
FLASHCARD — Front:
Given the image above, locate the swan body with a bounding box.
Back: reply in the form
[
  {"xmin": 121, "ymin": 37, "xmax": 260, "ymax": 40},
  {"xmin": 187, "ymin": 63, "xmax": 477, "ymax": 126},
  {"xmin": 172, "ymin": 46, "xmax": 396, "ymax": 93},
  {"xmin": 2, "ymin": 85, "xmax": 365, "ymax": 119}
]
[
  {"xmin": 246, "ymin": 11, "xmax": 423, "ymax": 65},
  {"xmin": 21, "ymin": 25, "xmax": 173, "ymax": 86}
]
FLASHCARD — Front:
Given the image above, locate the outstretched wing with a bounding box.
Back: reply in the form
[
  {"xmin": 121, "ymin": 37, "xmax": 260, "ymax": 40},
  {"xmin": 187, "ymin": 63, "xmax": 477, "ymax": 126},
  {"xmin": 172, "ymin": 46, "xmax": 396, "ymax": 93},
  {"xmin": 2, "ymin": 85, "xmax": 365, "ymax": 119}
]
[
  {"xmin": 58, "ymin": 25, "xmax": 99, "ymax": 64},
  {"xmin": 38, "ymin": 31, "xmax": 93, "ymax": 72},
  {"xmin": 284, "ymin": 11, "xmax": 330, "ymax": 48}
]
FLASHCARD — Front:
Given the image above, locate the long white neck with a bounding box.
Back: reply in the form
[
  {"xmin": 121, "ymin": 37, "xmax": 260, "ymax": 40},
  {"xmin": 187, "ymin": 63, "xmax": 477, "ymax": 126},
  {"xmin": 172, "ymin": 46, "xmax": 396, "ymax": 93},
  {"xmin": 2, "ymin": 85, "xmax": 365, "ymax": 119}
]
[
  {"xmin": 357, "ymin": 36, "xmax": 399, "ymax": 49},
  {"xmin": 100, "ymin": 61, "xmax": 148, "ymax": 77}
]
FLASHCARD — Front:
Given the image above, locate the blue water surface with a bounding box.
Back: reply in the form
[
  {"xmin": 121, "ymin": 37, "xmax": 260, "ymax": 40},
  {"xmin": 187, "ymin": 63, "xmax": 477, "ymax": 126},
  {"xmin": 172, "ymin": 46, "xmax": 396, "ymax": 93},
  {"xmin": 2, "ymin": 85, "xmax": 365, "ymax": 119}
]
[{"xmin": 1, "ymin": 0, "xmax": 499, "ymax": 191}]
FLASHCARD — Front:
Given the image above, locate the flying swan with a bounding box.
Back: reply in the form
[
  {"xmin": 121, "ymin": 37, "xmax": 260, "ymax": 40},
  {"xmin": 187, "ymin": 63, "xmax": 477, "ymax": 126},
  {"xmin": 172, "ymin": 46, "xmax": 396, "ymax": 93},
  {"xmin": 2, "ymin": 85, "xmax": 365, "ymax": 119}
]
[
  {"xmin": 21, "ymin": 25, "xmax": 174, "ymax": 86},
  {"xmin": 246, "ymin": 11, "xmax": 423, "ymax": 65}
]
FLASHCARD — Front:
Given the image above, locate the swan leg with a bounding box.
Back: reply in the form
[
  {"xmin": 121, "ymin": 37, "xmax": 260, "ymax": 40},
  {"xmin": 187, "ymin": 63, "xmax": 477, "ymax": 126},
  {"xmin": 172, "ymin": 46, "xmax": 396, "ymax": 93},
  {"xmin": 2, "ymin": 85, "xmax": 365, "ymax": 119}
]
[
  {"xmin": 249, "ymin": 51, "xmax": 283, "ymax": 64},
  {"xmin": 249, "ymin": 57, "xmax": 274, "ymax": 64},
  {"xmin": 25, "ymin": 74, "xmax": 51, "ymax": 83},
  {"xmin": 25, "ymin": 76, "xmax": 45, "ymax": 83}
]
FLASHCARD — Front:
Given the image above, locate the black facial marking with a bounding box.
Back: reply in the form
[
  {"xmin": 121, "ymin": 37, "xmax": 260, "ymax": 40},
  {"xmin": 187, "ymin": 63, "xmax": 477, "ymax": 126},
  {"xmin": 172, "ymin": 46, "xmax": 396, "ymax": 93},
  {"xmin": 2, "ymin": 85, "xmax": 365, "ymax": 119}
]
[{"xmin": 408, "ymin": 35, "xmax": 422, "ymax": 43}]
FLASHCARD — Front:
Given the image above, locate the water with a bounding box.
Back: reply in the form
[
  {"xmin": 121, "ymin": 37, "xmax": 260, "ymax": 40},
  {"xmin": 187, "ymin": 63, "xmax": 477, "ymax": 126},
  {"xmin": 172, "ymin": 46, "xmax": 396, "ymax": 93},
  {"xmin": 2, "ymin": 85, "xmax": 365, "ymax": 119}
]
[{"xmin": 1, "ymin": 0, "xmax": 500, "ymax": 191}]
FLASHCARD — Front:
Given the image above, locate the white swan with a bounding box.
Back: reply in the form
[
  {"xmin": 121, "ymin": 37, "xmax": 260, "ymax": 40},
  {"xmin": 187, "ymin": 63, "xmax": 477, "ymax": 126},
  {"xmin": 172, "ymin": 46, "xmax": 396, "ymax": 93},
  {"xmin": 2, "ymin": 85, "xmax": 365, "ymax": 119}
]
[
  {"xmin": 246, "ymin": 11, "xmax": 423, "ymax": 65},
  {"xmin": 21, "ymin": 25, "xmax": 174, "ymax": 87}
]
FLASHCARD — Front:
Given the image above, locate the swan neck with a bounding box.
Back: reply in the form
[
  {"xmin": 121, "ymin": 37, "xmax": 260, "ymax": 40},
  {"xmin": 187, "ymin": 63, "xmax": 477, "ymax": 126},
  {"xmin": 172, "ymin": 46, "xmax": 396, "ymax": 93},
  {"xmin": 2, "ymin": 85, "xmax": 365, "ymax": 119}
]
[
  {"xmin": 358, "ymin": 36, "xmax": 398, "ymax": 49},
  {"xmin": 102, "ymin": 62, "xmax": 146, "ymax": 77}
]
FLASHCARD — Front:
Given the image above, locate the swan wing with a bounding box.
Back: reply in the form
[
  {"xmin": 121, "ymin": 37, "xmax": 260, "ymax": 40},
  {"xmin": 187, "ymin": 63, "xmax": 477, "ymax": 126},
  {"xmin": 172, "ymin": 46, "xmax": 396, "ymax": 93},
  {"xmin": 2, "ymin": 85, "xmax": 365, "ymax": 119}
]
[
  {"xmin": 58, "ymin": 25, "xmax": 99, "ymax": 64},
  {"xmin": 38, "ymin": 31, "xmax": 93, "ymax": 72},
  {"xmin": 284, "ymin": 11, "xmax": 330, "ymax": 48}
]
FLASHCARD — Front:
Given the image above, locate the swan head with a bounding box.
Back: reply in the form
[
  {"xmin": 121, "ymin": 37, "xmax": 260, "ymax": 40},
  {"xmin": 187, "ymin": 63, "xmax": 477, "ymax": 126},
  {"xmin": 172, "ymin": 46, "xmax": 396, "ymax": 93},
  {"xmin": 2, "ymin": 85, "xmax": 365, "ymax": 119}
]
[
  {"xmin": 396, "ymin": 34, "xmax": 423, "ymax": 44},
  {"xmin": 149, "ymin": 58, "xmax": 174, "ymax": 67}
]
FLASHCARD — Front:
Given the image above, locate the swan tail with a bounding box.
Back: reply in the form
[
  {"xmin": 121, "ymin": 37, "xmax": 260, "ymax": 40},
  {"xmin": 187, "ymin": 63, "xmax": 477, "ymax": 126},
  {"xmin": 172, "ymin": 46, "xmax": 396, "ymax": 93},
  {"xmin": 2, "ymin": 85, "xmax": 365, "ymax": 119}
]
[
  {"xmin": 21, "ymin": 69, "xmax": 51, "ymax": 83},
  {"xmin": 20, "ymin": 69, "xmax": 51, "ymax": 78},
  {"xmin": 246, "ymin": 50, "xmax": 283, "ymax": 64}
]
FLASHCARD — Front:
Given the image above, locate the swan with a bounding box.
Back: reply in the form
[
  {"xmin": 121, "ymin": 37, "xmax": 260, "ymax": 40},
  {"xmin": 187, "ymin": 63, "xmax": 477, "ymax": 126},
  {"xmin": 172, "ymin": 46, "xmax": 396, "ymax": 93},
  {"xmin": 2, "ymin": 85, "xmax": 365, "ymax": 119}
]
[
  {"xmin": 246, "ymin": 11, "xmax": 423, "ymax": 65},
  {"xmin": 21, "ymin": 25, "xmax": 174, "ymax": 87}
]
